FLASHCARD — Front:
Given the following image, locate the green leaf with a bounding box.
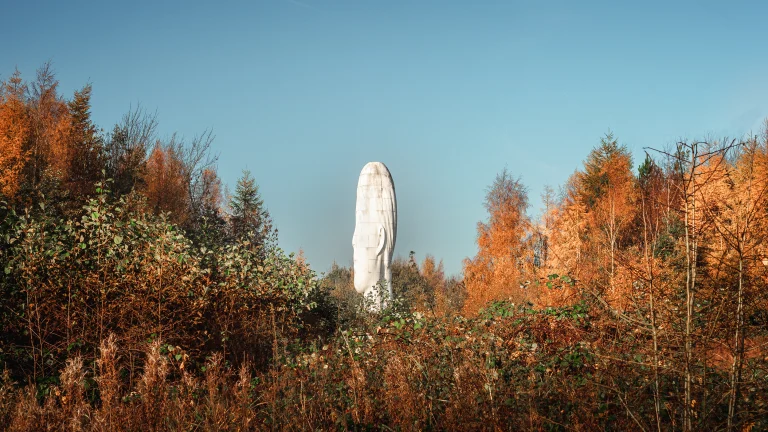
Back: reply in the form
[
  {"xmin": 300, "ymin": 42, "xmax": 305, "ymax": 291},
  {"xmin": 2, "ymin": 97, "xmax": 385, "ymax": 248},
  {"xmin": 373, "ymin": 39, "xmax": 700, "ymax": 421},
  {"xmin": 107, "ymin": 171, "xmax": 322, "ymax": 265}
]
[
  {"xmin": 4, "ymin": 266, "xmax": 10, "ymax": 275},
  {"xmin": 114, "ymin": 235, "xmax": 123, "ymax": 245},
  {"xmin": 175, "ymin": 354, "xmax": 182, "ymax": 361}
]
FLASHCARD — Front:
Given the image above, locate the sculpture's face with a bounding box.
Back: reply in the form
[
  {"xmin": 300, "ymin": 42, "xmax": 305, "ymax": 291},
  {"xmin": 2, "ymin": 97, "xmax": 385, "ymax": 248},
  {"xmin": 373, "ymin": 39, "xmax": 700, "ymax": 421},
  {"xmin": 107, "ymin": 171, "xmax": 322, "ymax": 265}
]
[
  {"xmin": 352, "ymin": 219, "xmax": 383, "ymax": 294},
  {"xmin": 353, "ymin": 176, "xmax": 387, "ymax": 294}
]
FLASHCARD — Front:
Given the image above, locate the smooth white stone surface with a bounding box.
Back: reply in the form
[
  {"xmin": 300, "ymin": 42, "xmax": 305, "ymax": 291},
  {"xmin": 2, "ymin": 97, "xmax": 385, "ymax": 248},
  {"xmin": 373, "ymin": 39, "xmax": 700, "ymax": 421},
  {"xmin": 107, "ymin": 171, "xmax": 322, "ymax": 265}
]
[{"xmin": 352, "ymin": 162, "xmax": 397, "ymax": 310}]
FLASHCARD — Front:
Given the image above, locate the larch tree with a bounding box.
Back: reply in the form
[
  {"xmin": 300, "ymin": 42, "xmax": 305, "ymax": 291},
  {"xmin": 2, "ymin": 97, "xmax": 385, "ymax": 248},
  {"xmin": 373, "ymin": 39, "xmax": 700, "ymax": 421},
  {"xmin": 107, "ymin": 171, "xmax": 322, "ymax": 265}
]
[
  {"xmin": 143, "ymin": 144, "xmax": 190, "ymax": 224},
  {"xmin": 535, "ymin": 184, "xmax": 556, "ymax": 268},
  {"xmin": 0, "ymin": 70, "xmax": 30, "ymax": 201},
  {"xmin": 420, "ymin": 255, "xmax": 445, "ymax": 296},
  {"xmin": 540, "ymin": 173, "xmax": 586, "ymax": 305},
  {"xmin": 421, "ymin": 254, "xmax": 448, "ymax": 315},
  {"xmin": 198, "ymin": 168, "xmax": 223, "ymax": 213},
  {"xmin": 26, "ymin": 63, "xmax": 71, "ymax": 193},
  {"xmin": 463, "ymin": 169, "xmax": 530, "ymax": 314},
  {"xmin": 578, "ymin": 133, "xmax": 635, "ymax": 302},
  {"xmin": 650, "ymin": 138, "xmax": 740, "ymax": 430},
  {"xmin": 692, "ymin": 140, "xmax": 768, "ymax": 430}
]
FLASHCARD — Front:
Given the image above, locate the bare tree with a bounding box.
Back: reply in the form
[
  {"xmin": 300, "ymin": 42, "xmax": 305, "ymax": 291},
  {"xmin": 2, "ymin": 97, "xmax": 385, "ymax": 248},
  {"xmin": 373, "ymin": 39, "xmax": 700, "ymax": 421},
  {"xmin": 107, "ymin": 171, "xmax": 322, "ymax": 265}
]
[
  {"xmin": 648, "ymin": 138, "xmax": 741, "ymax": 431},
  {"xmin": 104, "ymin": 104, "xmax": 158, "ymax": 195}
]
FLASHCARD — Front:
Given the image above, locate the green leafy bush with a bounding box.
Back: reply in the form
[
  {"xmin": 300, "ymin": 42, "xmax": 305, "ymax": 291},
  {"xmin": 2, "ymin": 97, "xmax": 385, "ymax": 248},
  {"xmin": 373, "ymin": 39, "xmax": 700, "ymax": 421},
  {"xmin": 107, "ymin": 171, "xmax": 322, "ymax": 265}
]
[{"xmin": 0, "ymin": 186, "xmax": 320, "ymax": 383}]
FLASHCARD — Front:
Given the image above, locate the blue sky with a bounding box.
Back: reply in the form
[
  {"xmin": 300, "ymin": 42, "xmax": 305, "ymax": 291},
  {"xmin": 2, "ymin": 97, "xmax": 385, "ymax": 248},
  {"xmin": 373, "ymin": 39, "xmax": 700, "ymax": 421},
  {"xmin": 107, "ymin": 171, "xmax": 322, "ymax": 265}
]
[{"xmin": 3, "ymin": 0, "xmax": 768, "ymax": 275}]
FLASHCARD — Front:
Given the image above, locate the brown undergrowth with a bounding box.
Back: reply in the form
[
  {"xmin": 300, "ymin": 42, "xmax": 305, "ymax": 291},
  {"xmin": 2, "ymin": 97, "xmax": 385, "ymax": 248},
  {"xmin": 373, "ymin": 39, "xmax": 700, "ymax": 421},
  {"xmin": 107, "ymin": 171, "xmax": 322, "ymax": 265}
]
[{"xmin": 1, "ymin": 299, "xmax": 764, "ymax": 431}]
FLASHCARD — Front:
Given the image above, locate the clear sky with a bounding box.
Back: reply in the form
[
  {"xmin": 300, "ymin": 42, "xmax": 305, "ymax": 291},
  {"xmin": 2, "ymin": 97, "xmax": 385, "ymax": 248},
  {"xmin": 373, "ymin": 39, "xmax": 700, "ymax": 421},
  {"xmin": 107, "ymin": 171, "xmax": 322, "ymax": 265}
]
[{"xmin": 3, "ymin": 0, "xmax": 768, "ymax": 275}]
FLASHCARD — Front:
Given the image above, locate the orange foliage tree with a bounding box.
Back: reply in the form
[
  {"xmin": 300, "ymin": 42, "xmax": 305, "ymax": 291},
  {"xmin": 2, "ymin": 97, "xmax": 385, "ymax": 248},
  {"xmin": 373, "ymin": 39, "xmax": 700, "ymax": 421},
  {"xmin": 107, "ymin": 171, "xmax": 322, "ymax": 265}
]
[
  {"xmin": 463, "ymin": 169, "xmax": 531, "ymax": 313},
  {"xmin": 0, "ymin": 70, "xmax": 30, "ymax": 201},
  {"xmin": 420, "ymin": 254, "xmax": 448, "ymax": 314},
  {"xmin": 27, "ymin": 63, "xmax": 72, "ymax": 192},
  {"xmin": 539, "ymin": 174, "xmax": 587, "ymax": 305},
  {"xmin": 143, "ymin": 143, "xmax": 190, "ymax": 224},
  {"xmin": 198, "ymin": 168, "xmax": 222, "ymax": 211},
  {"xmin": 0, "ymin": 64, "xmax": 72, "ymax": 201},
  {"xmin": 578, "ymin": 134, "xmax": 636, "ymax": 297}
]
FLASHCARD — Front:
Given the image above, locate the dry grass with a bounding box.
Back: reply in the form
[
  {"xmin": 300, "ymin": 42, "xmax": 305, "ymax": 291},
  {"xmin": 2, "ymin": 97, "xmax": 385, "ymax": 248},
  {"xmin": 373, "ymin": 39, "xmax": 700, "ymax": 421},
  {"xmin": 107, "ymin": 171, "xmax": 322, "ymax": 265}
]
[
  {"xmin": 0, "ymin": 335, "xmax": 263, "ymax": 432},
  {"xmin": 0, "ymin": 299, "xmax": 767, "ymax": 431}
]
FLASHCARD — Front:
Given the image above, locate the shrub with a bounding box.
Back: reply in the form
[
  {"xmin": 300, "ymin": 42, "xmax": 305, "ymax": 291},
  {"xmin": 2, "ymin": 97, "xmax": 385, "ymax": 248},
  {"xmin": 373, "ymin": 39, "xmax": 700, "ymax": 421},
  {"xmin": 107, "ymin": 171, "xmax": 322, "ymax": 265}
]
[{"xmin": 0, "ymin": 185, "xmax": 320, "ymax": 386}]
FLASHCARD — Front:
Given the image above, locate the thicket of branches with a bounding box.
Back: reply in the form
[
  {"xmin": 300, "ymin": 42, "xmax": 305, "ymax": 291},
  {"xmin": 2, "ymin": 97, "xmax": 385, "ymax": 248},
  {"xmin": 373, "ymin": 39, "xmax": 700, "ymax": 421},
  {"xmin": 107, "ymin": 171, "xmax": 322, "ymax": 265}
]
[{"xmin": 1, "ymin": 64, "xmax": 768, "ymax": 430}]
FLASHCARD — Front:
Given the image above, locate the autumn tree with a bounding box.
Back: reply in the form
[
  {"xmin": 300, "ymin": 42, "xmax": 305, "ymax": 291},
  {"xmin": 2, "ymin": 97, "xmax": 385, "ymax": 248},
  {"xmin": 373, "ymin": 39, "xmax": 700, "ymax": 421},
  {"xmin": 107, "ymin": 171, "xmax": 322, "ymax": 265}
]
[
  {"xmin": 26, "ymin": 63, "xmax": 71, "ymax": 195},
  {"xmin": 420, "ymin": 255, "xmax": 445, "ymax": 296},
  {"xmin": 197, "ymin": 168, "xmax": 223, "ymax": 214},
  {"xmin": 688, "ymin": 139, "xmax": 768, "ymax": 430},
  {"xmin": 578, "ymin": 133, "xmax": 636, "ymax": 304},
  {"xmin": 544, "ymin": 174, "xmax": 587, "ymax": 286},
  {"xmin": 463, "ymin": 169, "xmax": 531, "ymax": 313},
  {"xmin": 533, "ymin": 185, "xmax": 556, "ymax": 268},
  {"xmin": 0, "ymin": 70, "xmax": 30, "ymax": 201},
  {"xmin": 387, "ymin": 252, "xmax": 431, "ymax": 312},
  {"xmin": 421, "ymin": 254, "xmax": 450, "ymax": 315},
  {"xmin": 143, "ymin": 143, "xmax": 189, "ymax": 224}
]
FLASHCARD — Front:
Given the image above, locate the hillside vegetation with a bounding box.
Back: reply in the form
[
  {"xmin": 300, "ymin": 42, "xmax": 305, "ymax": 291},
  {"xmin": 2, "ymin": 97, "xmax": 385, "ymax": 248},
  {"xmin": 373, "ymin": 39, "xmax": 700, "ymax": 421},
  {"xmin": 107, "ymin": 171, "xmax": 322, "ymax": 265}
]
[{"xmin": 1, "ymin": 65, "xmax": 768, "ymax": 431}]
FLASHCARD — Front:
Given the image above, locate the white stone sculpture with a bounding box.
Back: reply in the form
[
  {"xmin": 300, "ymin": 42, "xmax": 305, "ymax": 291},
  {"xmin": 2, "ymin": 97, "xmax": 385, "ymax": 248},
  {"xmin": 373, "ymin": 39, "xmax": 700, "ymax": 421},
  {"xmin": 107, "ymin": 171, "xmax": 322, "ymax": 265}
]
[{"xmin": 352, "ymin": 162, "xmax": 397, "ymax": 310}]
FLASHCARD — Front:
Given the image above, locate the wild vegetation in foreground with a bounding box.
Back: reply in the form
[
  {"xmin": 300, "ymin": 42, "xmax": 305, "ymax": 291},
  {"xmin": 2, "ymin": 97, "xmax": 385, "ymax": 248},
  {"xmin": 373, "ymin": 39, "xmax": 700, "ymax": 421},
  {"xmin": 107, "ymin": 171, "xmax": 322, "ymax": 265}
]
[{"xmin": 1, "ymin": 64, "xmax": 768, "ymax": 430}]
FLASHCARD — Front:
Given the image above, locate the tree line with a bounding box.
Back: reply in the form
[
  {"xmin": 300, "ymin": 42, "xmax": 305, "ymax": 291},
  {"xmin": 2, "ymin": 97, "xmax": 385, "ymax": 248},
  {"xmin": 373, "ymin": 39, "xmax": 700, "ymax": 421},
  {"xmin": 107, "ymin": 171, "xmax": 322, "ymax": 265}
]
[
  {"xmin": 462, "ymin": 131, "xmax": 768, "ymax": 430},
  {"xmin": 1, "ymin": 63, "xmax": 768, "ymax": 430},
  {"xmin": 0, "ymin": 63, "xmax": 273, "ymax": 250}
]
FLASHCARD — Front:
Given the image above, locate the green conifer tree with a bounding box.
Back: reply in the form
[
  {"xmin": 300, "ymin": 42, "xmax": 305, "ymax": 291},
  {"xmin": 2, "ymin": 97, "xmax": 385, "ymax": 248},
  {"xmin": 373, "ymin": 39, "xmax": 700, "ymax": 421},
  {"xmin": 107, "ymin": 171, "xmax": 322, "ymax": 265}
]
[
  {"xmin": 229, "ymin": 169, "xmax": 275, "ymax": 248},
  {"xmin": 67, "ymin": 84, "xmax": 105, "ymax": 199}
]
